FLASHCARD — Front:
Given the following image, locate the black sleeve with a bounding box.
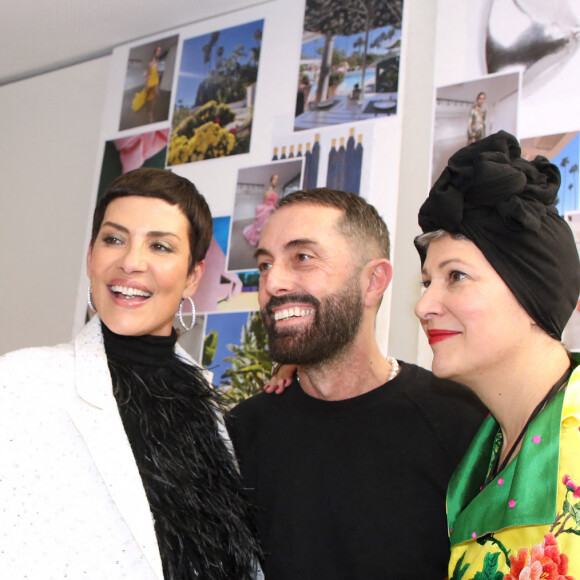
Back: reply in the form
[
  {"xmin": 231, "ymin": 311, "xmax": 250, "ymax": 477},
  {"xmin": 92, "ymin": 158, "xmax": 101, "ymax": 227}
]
[
  {"xmin": 409, "ymin": 367, "xmax": 487, "ymax": 469},
  {"xmin": 225, "ymin": 393, "xmax": 268, "ymax": 463}
]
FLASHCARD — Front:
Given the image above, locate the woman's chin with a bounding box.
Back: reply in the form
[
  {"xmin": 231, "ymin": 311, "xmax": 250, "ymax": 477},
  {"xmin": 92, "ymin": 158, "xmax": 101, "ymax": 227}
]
[
  {"xmin": 99, "ymin": 314, "xmax": 160, "ymax": 337},
  {"xmin": 431, "ymin": 358, "xmax": 458, "ymax": 382}
]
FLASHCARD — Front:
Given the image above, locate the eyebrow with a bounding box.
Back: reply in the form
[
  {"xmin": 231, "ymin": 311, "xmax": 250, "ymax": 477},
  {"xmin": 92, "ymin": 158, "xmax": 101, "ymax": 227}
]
[
  {"xmin": 254, "ymin": 247, "xmax": 271, "ymax": 261},
  {"xmin": 101, "ymin": 221, "xmax": 181, "ymax": 239},
  {"xmin": 253, "ymin": 238, "xmax": 319, "ymax": 261},
  {"xmin": 421, "ymin": 257, "xmax": 469, "ymax": 275}
]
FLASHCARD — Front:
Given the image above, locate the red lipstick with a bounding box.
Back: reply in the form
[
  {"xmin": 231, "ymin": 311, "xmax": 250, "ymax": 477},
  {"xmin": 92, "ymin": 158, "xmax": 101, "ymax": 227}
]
[{"xmin": 427, "ymin": 329, "xmax": 460, "ymax": 344}]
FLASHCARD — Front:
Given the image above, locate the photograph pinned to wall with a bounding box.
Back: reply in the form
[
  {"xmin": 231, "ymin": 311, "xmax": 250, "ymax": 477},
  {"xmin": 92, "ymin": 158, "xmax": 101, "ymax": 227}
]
[
  {"xmin": 202, "ymin": 310, "xmax": 272, "ymax": 406},
  {"xmin": 229, "ymin": 158, "xmax": 304, "ymax": 271},
  {"xmin": 294, "ymin": 0, "xmax": 403, "ymax": 132},
  {"xmin": 167, "ymin": 19, "xmax": 264, "ymax": 166},
  {"xmin": 192, "ymin": 216, "xmax": 245, "ymax": 315},
  {"xmin": 485, "ymin": 0, "xmax": 579, "ymax": 97},
  {"xmin": 97, "ymin": 129, "xmax": 170, "ymax": 200},
  {"xmin": 435, "ymin": 0, "xmax": 580, "ymax": 136},
  {"xmin": 521, "ymin": 132, "xmax": 580, "ymax": 359},
  {"xmin": 431, "ymin": 72, "xmax": 520, "ymax": 185},
  {"xmin": 521, "ymin": 131, "xmax": 580, "ymax": 216},
  {"xmin": 273, "ymin": 122, "xmax": 373, "ymax": 196},
  {"xmin": 119, "ymin": 35, "xmax": 179, "ymax": 131},
  {"xmin": 212, "ymin": 270, "xmax": 261, "ymax": 314}
]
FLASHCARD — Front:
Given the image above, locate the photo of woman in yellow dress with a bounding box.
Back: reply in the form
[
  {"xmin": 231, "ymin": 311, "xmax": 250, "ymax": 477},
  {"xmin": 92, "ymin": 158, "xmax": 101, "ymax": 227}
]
[
  {"xmin": 119, "ymin": 36, "xmax": 177, "ymax": 132},
  {"xmin": 132, "ymin": 46, "xmax": 162, "ymax": 123}
]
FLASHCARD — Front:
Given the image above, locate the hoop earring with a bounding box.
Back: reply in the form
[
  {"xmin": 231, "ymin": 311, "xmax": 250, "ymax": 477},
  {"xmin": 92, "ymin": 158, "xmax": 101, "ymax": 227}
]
[
  {"xmin": 87, "ymin": 284, "xmax": 96, "ymax": 312},
  {"xmin": 178, "ymin": 296, "xmax": 196, "ymax": 332}
]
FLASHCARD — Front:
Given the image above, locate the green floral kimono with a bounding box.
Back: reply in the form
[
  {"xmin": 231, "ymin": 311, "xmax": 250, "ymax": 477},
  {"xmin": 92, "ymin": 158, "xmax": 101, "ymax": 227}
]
[{"xmin": 447, "ymin": 367, "xmax": 580, "ymax": 579}]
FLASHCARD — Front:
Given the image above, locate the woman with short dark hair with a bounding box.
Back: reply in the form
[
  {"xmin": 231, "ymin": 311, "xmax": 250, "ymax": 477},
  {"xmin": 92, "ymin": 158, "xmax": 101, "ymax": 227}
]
[{"xmin": 0, "ymin": 168, "xmax": 261, "ymax": 579}]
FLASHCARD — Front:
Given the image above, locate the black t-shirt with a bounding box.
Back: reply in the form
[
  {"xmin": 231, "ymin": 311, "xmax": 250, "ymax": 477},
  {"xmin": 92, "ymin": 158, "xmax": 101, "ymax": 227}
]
[{"xmin": 226, "ymin": 361, "xmax": 486, "ymax": 580}]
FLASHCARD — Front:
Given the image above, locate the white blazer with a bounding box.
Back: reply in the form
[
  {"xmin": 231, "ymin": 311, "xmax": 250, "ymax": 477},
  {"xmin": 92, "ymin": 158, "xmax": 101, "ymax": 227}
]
[{"xmin": 0, "ymin": 316, "xmax": 218, "ymax": 579}]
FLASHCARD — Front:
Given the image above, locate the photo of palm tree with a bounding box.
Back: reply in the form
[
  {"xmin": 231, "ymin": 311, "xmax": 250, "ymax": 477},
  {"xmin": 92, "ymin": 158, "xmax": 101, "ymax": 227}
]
[
  {"xmin": 167, "ymin": 19, "xmax": 264, "ymax": 165},
  {"xmin": 521, "ymin": 132, "xmax": 580, "ymax": 215},
  {"xmin": 295, "ymin": 0, "xmax": 403, "ymax": 131},
  {"xmin": 202, "ymin": 310, "xmax": 272, "ymax": 406}
]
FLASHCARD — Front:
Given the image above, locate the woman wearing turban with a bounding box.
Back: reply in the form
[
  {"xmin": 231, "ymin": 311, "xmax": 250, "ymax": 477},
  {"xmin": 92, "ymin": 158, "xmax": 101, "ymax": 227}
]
[{"xmin": 415, "ymin": 131, "xmax": 580, "ymax": 578}]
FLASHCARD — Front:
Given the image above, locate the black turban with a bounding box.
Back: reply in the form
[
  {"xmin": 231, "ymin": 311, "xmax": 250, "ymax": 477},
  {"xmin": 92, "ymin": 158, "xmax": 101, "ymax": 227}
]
[{"xmin": 417, "ymin": 130, "xmax": 580, "ymax": 340}]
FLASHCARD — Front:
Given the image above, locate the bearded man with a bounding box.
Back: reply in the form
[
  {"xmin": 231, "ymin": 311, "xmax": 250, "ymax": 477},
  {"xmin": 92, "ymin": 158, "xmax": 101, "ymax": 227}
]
[{"xmin": 226, "ymin": 188, "xmax": 484, "ymax": 579}]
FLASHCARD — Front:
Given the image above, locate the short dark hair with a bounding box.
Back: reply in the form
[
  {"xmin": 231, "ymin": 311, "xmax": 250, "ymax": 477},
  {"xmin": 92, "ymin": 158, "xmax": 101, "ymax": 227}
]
[
  {"xmin": 91, "ymin": 168, "xmax": 212, "ymax": 272},
  {"xmin": 277, "ymin": 188, "xmax": 390, "ymax": 260}
]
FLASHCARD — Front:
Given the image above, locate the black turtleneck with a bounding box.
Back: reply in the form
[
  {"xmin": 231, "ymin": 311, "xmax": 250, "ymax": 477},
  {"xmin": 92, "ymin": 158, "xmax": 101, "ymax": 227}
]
[
  {"xmin": 101, "ymin": 321, "xmax": 260, "ymax": 580},
  {"xmin": 102, "ymin": 321, "xmax": 177, "ymax": 366}
]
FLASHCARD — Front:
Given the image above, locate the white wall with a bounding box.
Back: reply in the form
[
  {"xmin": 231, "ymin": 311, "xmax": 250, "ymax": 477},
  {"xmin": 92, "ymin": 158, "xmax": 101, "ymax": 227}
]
[
  {"xmin": 0, "ymin": 57, "xmax": 111, "ymax": 354},
  {"xmin": 387, "ymin": 0, "xmax": 436, "ymax": 362}
]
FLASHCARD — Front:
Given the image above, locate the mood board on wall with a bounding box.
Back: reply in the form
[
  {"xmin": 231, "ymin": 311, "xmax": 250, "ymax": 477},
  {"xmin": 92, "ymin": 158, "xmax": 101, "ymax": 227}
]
[{"xmin": 81, "ymin": 0, "xmax": 406, "ymax": 401}]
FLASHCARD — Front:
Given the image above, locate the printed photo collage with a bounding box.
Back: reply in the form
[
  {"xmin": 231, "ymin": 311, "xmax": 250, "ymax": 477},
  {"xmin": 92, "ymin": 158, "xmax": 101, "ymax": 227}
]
[{"xmin": 91, "ymin": 0, "xmax": 405, "ymax": 402}]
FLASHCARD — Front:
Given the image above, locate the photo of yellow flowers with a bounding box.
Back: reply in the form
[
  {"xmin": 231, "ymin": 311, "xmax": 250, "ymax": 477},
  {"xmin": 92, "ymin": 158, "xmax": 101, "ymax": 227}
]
[{"xmin": 167, "ymin": 20, "xmax": 264, "ymax": 166}]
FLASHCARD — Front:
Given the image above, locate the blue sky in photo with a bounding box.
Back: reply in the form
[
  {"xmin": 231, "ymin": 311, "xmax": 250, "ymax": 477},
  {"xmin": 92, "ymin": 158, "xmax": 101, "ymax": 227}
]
[
  {"xmin": 213, "ymin": 216, "xmax": 230, "ymax": 255},
  {"xmin": 301, "ymin": 25, "xmax": 400, "ymax": 60},
  {"xmin": 205, "ymin": 311, "xmax": 252, "ymax": 387},
  {"xmin": 176, "ymin": 19, "xmax": 264, "ymax": 108},
  {"xmin": 552, "ymin": 133, "xmax": 579, "ymax": 213}
]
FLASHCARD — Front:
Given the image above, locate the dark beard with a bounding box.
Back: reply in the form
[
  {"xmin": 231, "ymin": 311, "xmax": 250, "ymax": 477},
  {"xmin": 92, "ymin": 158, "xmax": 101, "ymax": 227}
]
[{"xmin": 262, "ymin": 274, "xmax": 363, "ymax": 366}]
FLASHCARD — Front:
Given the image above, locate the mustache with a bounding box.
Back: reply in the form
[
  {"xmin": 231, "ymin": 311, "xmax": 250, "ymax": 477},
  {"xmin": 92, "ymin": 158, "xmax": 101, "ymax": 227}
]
[{"xmin": 264, "ymin": 293, "xmax": 320, "ymax": 316}]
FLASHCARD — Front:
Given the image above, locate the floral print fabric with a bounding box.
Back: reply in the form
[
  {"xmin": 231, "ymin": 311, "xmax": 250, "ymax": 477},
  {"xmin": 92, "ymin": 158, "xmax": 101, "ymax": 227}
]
[{"xmin": 447, "ymin": 368, "xmax": 580, "ymax": 579}]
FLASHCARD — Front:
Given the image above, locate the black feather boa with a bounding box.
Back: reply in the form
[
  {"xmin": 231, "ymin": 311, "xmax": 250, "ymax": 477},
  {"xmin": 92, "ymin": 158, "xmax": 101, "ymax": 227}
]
[{"xmin": 103, "ymin": 323, "xmax": 261, "ymax": 579}]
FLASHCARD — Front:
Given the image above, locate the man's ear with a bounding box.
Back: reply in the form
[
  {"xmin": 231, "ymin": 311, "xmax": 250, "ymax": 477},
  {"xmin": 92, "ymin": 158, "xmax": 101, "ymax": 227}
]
[
  {"xmin": 363, "ymin": 259, "xmax": 393, "ymax": 308},
  {"xmin": 183, "ymin": 260, "xmax": 206, "ymax": 299}
]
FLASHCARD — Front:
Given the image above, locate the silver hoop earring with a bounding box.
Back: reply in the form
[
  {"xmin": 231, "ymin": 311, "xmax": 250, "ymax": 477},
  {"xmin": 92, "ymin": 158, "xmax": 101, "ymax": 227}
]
[
  {"xmin": 178, "ymin": 296, "xmax": 196, "ymax": 332},
  {"xmin": 87, "ymin": 284, "xmax": 96, "ymax": 312}
]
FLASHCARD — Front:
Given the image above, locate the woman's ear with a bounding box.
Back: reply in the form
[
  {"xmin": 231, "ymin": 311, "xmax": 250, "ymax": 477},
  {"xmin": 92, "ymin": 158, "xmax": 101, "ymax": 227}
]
[
  {"xmin": 363, "ymin": 258, "xmax": 393, "ymax": 308},
  {"xmin": 183, "ymin": 260, "xmax": 206, "ymax": 299},
  {"xmin": 86, "ymin": 245, "xmax": 93, "ymax": 277}
]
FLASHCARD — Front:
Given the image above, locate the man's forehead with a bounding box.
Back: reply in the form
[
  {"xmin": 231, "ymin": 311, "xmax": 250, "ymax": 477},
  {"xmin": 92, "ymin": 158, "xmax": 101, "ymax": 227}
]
[
  {"xmin": 264, "ymin": 205, "xmax": 340, "ymax": 240},
  {"xmin": 258, "ymin": 205, "xmax": 344, "ymax": 256},
  {"xmin": 269, "ymin": 204, "xmax": 341, "ymax": 229}
]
